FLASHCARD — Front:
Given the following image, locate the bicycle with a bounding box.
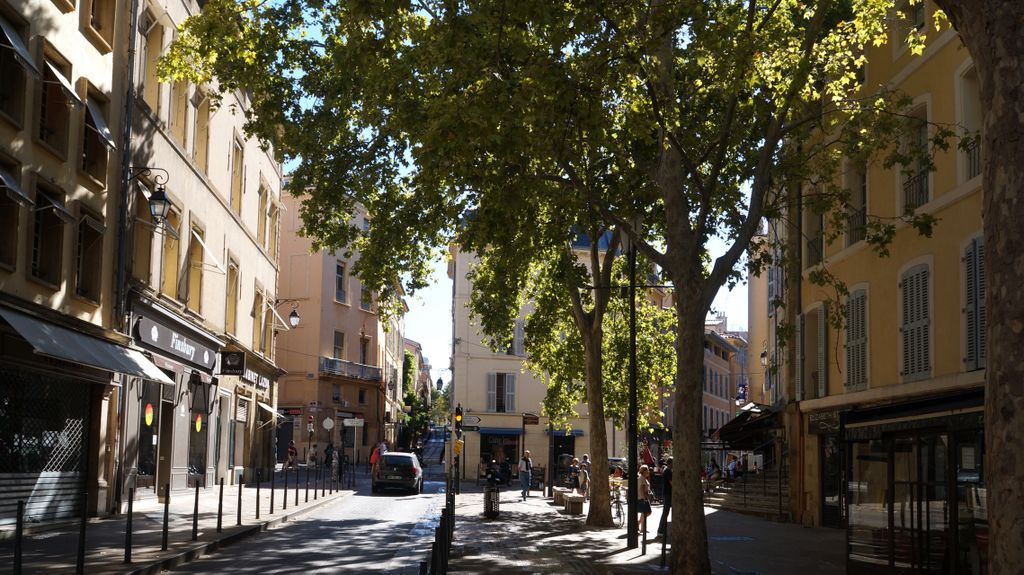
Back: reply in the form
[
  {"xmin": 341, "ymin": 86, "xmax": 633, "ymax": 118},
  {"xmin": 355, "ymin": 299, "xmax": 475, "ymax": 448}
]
[{"xmin": 610, "ymin": 480, "xmax": 626, "ymax": 528}]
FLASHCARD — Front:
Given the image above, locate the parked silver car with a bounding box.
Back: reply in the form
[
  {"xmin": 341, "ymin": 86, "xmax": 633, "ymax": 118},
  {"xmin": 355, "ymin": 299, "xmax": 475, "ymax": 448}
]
[{"xmin": 372, "ymin": 452, "xmax": 423, "ymax": 494}]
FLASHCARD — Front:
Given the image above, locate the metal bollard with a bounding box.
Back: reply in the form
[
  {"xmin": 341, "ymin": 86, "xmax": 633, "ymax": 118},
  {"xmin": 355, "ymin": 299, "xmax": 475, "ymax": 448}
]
[
  {"xmin": 162, "ymin": 484, "xmax": 170, "ymax": 550},
  {"xmin": 14, "ymin": 500, "xmax": 24, "ymax": 575},
  {"xmin": 124, "ymin": 487, "xmax": 134, "ymax": 564},
  {"xmin": 256, "ymin": 470, "xmax": 261, "ymax": 520},
  {"xmin": 295, "ymin": 469, "xmax": 300, "ymax": 507},
  {"xmin": 320, "ymin": 465, "xmax": 325, "ymax": 498},
  {"xmin": 192, "ymin": 483, "xmax": 200, "ymax": 541},
  {"xmin": 270, "ymin": 467, "xmax": 276, "ymax": 514},
  {"xmin": 305, "ymin": 466, "xmax": 310, "ymax": 503},
  {"xmin": 283, "ymin": 467, "xmax": 289, "ymax": 510},
  {"xmin": 237, "ymin": 478, "xmax": 243, "ymax": 526},
  {"xmin": 313, "ymin": 465, "xmax": 319, "ymax": 501},
  {"xmin": 217, "ymin": 477, "xmax": 224, "ymax": 533}
]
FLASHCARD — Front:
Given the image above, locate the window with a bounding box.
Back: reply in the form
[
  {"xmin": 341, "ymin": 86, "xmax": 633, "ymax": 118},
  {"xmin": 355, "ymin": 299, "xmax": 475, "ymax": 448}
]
[
  {"xmin": 845, "ymin": 289, "xmax": 868, "ymax": 391},
  {"xmin": 361, "ymin": 216, "xmax": 369, "ymax": 232},
  {"xmin": 84, "ymin": 0, "xmax": 115, "ymax": 49},
  {"xmin": 895, "ymin": 0, "xmax": 926, "ymax": 48},
  {"xmin": 192, "ymin": 89, "xmax": 210, "ymax": 171},
  {"xmin": 82, "ymin": 91, "xmax": 114, "ymax": 183},
  {"xmin": 170, "ymin": 80, "xmax": 188, "ymax": 145},
  {"xmin": 251, "ymin": 288, "xmax": 264, "ymax": 352},
  {"xmin": 333, "ymin": 331, "xmax": 345, "ymax": 359},
  {"xmin": 335, "ymin": 262, "xmax": 347, "ymax": 302},
  {"xmin": 256, "ymin": 187, "xmax": 268, "ymax": 246},
  {"xmin": 130, "ymin": 184, "xmax": 153, "ymax": 283},
  {"xmin": 963, "ymin": 238, "xmax": 986, "ymax": 371},
  {"xmin": 268, "ymin": 204, "xmax": 280, "ymax": 260},
  {"xmin": 900, "ymin": 264, "xmax": 931, "ymax": 381},
  {"xmin": 186, "ymin": 227, "xmax": 204, "ymax": 314},
  {"xmin": 804, "ymin": 201, "xmax": 824, "ymax": 267},
  {"xmin": 31, "ymin": 185, "xmax": 72, "ymax": 286},
  {"xmin": 74, "ymin": 210, "xmax": 104, "ymax": 302},
  {"xmin": 39, "ymin": 56, "xmax": 79, "ymax": 157},
  {"xmin": 359, "ymin": 336, "xmax": 371, "ymax": 365},
  {"xmin": 508, "ymin": 319, "xmax": 525, "ymax": 356},
  {"xmin": 486, "ymin": 373, "xmax": 516, "ymax": 413},
  {"xmin": 230, "ymin": 139, "xmax": 243, "ymax": 213},
  {"xmin": 140, "ymin": 15, "xmax": 163, "ymax": 112},
  {"xmin": 0, "ymin": 160, "xmax": 29, "ymax": 269},
  {"xmin": 360, "ymin": 284, "xmax": 372, "ymax": 311},
  {"xmin": 160, "ymin": 208, "xmax": 181, "ymax": 298},
  {"xmin": 332, "ymin": 385, "xmax": 341, "ymax": 403},
  {"xmin": 959, "ymin": 66, "xmax": 982, "ymax": 182},
  {"xmin": 0, "ymin": 12, "xmax": 36, "ymax": 125},
  {"xmin": 845, "ymin": 163, "xmax": 868, "ymax": 246},
  {"xmin": 225, "ymin": 260, "xmax": 239, "ymax": 335},
  {"xmin": 358, "ymin": 388, "xmax": 367, "ymax": 405},
  {"xmin": 261, "ymin": 300, "xmax": 273, "ymax": 357},
  {"xmin": 796, "ymin": 306, "xmax": 829, "ymax": 400},
  {"xmin": 902, "ymin": 107, "xmax": 929, "ymax": 211}
]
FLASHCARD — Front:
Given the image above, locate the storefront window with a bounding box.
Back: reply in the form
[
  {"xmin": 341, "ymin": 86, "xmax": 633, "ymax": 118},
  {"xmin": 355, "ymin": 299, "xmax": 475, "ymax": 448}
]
[
  {"xmin": 188, "ymin": 407, "xmax": 209, "ymax": 487},
  {"xmin": 137, "ymin": 381, "xmax": 161, "ymax": 490},
  {"xmin": 848, "ymin": 439, "xmax": 889, "ymax": 571},
  {"xmin": 955, "ymin": 429, "xmax": 986, "ymax": 574}
]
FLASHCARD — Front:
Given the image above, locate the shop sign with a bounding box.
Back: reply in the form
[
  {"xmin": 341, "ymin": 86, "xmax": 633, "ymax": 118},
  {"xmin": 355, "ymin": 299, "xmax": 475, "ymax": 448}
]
[
  {"xmin": 808, "ymin": 410, "xmax": 840, "ymax": 435},
  {"xmin": 242, "ymin": 366, "xmax": 271, "ymax": 390},
  {"xmin": 137, "ymin": 316, "xmax": 217, "ymax": 371},
  {"xmin": 281, "ymin": 408, "xmax": 303, "ymax": 416},
  {"xmin": 219, "ymin": 351, "xmax": 245, "ymax": 376}
]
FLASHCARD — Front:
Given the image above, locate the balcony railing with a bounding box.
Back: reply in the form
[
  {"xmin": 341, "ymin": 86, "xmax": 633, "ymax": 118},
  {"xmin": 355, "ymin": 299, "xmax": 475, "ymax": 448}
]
[
  {"xmin": 903, "ymin": 170, "xmax": 929, "ymax": 211},
  {"xmin": 847, "ymin": 206, "xmax": 866, "ymax": 245},
  {"xmin": 319, "ymin": 356, "xmax": 382, "ymax": 382},
  {"xmin": 806, "ymin": 234, "xmax": 823, "ymax": 267},
  {"xmin": 964, "ymin": 138, "xmax": 981, "ymax": 180}
]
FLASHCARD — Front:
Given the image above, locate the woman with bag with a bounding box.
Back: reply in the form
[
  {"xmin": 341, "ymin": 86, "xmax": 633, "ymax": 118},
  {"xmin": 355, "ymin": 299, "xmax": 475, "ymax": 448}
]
[{"xmin": 638, "ymin": 465, "xmax": 653, "ymax": 537}]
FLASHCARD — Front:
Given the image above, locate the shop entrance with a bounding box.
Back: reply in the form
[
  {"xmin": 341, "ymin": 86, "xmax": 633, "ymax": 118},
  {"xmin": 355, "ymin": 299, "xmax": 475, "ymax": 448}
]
[{"xmin": 820, "ymin": 433, "xmax": 844, "ymax": 528}]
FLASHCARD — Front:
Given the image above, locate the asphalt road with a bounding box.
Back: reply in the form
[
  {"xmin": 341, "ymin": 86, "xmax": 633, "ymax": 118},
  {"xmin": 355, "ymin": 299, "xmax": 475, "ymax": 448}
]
[{"xmin": 169, "ymin": 436, "xmax": 448, "ymax": 574}]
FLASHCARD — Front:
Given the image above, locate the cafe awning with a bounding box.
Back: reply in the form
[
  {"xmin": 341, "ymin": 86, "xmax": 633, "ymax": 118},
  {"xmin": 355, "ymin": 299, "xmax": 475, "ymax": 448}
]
[{"xmin": 0, "ymin": 307, "xmax": 172, "ymax": 384}]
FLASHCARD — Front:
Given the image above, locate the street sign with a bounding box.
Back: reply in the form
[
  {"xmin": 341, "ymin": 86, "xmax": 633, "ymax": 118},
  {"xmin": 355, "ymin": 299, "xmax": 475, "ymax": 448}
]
[
  {"xmin": 307, "ymin": 415, "xmax": 314, "ymax": 424},
  {"xmin": 461, "ymin": 425, "xmax": 480, "ymax": 432},
  {"xmin": 522, "ymin": 413, "xmax": 540, "ymax": 425},
  {"xmin": 322, "ymin": 418, "xmax": 335, "ymax": 431},
  {"xmin": 342, "ymin": 418, "xmax": 365, "ymax": 427},
  {"xmin": 461, "ymin": 415, "xmax": 481, "ymax": 425}
]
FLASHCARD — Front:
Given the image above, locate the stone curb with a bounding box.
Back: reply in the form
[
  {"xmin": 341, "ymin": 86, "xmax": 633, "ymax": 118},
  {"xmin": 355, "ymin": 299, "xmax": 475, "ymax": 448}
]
[{"xmin": 124, "ymin": 490, "xmax": 350, "ymax": 575}]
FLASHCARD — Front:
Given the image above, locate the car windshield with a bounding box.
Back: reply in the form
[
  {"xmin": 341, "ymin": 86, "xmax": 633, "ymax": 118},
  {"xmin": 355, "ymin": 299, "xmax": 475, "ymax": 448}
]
[{"xmin": 383, "ymin": 455, "xmax": 413, "ymax": 468}]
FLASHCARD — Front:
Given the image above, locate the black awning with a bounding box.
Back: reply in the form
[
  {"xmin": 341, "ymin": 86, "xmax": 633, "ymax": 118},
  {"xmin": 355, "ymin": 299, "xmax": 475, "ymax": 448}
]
[{"xmin": 714, "ymin": 408, "xmax": 780, "ymax": 450}]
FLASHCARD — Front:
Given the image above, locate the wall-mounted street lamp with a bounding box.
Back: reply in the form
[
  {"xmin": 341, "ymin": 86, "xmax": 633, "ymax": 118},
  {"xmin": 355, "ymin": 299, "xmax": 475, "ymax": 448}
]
[
  {"xmin": 272, "ymin": 298, "xmax": 303, "ymax": 330},
  {"xmin": 128, "ymin": 166, "xmax": 172, "ymax": 225},
  {"xmin": 760, "ymin": 350, "xmax": 768, "ymax": 368}
]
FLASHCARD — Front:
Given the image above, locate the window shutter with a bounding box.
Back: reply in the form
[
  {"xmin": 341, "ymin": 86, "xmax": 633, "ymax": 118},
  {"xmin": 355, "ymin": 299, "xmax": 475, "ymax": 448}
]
[
  {"xmin": 845, "ymin": 290, "xmax": 868, "ymax": 391},
  {"xmin": 486, "ymin": 373, "xmax": 496, "ymax": 412},
  {"xmin": 845, "ymin": 299, "xmax": 853, "ymax": 389},
  {"xmin": 902, "ymin": 264, "xmax": 930, "ymax": 380},
  {"xmin": 977, "ymin": 237, "xmax": 986, "ymax": 368},
  {"xmin": 236, "ymin": 398, "xmax": 249, "ymax": 423},
  {"xmin": 964, "ymin": 241, "xmax": 978, "ymax": 371},
  {"xmin": 818, "ymin": 305, "xmax": 828, "ymax": 398},
  {"xmin": 514, "ymin": 320, "xmax": 525, "ymax": 356},
  {"xmin": 505, "ymin": 374, "xmax": 516, "ymax": 412},
  {"xmin": 901, "ymin": 272, "xmax": 912, "ymax": 377},
  {"xmin": 767, "ymin": 266, "xmax": 776, "ymax": 316},
  {"xmin": 920, "ymin": 267, "xmax": 931, "ymax": 376},
  {"xmin": 795, "ymin": 314, "xmax": 804, "ymax": 401}
]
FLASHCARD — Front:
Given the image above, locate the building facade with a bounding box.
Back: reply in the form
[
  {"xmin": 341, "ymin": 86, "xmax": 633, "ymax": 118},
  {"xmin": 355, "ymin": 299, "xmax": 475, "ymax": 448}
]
[
  {"xmin": 750, "ymin": 4, "xmax": 986, "ymax": 572},
  {"xmin": 448, "ymin": 247, "xmax": 625, "ymax": 483},
  {"xmin": 120, "ymin": 0, "xmax": 285, "ymax": 496},
  {"xmin": 275, "ymin": 198, "xmax": 405, "ymax": 466}
]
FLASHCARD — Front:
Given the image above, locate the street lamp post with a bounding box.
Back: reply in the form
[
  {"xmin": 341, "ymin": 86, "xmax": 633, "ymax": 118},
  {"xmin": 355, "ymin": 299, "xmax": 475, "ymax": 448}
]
[{"xmin": 626, "ymin": 227, "xmax": 639, "ymax": 549}]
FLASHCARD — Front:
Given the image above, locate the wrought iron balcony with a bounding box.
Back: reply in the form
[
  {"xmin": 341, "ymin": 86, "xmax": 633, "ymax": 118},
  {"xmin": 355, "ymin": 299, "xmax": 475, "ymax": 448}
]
[
  {"xmin": 806, "ymin": 234, "xmax": 823, "ymax": 267},
  {"xmin": 319, "ymin": 356, "xmax": 382, "ymax": 382},
  {"xmin": 847, "ymin": 206, "xmax": 866, "ymax": 245},
  {"xmin": 903, "ymin": 171, "xmax": 929, "ymax": 211}
]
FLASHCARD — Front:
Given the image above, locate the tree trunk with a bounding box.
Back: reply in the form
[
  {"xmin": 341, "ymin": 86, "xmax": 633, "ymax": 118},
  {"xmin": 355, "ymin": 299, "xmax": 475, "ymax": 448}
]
[
  {"xmin": 929, "ymin": 2, "xmax": 1024, "ymax": 572},
  {"xmin": 668, "ymin": 293, "xmax": 712, "ymax": 574},
  {"xmin": 582, "ymin": 328, "xmax": 613, "ymax": 526}
]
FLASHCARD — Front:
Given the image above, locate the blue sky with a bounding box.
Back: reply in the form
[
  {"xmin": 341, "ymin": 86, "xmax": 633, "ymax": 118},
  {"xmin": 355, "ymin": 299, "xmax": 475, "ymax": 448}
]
[{"xmin": 405, "ymin": 238, "xmax": 750, "ymax": 387}]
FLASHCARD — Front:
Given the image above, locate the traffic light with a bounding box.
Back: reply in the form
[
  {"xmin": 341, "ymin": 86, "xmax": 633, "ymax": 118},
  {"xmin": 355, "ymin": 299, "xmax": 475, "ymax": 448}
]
[{"xmin": 454, "ymin": 404, "xmax": 463, "ymax": 435}]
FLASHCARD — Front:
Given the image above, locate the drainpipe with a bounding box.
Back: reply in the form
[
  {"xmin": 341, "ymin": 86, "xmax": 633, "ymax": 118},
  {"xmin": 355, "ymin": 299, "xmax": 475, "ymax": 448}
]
[{"xmin": 111, "ymin": 0, "xmax": 141, "ymax": 515}]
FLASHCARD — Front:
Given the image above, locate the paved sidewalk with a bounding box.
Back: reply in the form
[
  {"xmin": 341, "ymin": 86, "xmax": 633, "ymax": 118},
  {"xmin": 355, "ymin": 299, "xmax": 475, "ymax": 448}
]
[
  {"xmin": 447, "ymin": 483, "xmax": 845, "ymax": 574},
  {"xmin": 0, "ymin": 467, "xmax": 356, "ymax": 575}
]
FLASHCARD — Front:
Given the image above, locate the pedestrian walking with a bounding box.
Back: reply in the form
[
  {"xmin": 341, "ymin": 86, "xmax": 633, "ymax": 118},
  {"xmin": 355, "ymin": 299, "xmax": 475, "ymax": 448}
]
[
  {"xmin": 286, "ymin": 440, "xmax": 298, "ymax": 469},
  {"xmin": 657, "ymin": 457, "xmax": 672, "ymax": 538},
  {"xmin": 638, "ymin": 465, "xmax": 653, "ymax": 538},
  {"xmin": 579, "ymin": 454, "xmax": 592, "ymax": 500},
  {"xmin": 370, "ymin": 444, "xmax": 381, "ymax": 475},
  {"xmin": 569, "ymin": 458, "xmax": 581, "ymax": 493},
  {"xmin": 519, "ymin": 451, "xmax": 533, "ymax": 500}
]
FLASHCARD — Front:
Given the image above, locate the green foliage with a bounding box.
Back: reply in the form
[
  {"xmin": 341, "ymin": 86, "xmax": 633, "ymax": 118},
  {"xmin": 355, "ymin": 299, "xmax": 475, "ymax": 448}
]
[
  {"xmin": 402, "ymin": 350, "xmax": 416, "ymax": 397},
  {"xmin": 429, "ymin": 386, "xmax": 450, "ymax": 426}
]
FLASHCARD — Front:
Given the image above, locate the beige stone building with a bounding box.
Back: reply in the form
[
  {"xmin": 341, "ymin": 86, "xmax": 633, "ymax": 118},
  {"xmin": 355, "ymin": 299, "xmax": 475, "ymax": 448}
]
[
  {"xmin": 119, "ymin": 0, "xmax": 284, "ymax": 497},
  {"xmin": 275, "ymin": 198, "xmax": 406, "ymax": 466},
  {"xmin": 448, "ymin": 247, "xmax": 626, "ymax": 484},
  {"xmin": 0, "ymin": 0, "xmax": 158, "ymax": 524}
]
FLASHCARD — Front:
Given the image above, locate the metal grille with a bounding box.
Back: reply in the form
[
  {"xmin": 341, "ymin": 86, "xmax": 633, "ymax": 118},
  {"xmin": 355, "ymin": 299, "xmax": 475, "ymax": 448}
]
[
  {"xmin": 236, "ymin": 397, "xmax": 249, "ymax": 423},
  {"xmin": 0, "ymin": 367, "xmax": 89, "ymax": 473}
]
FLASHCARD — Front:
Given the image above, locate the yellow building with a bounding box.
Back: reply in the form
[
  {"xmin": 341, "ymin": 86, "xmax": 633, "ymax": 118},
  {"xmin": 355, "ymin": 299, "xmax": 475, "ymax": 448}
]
[{"xmin": 751, "ymin": 3, "xmax": 986, "ymax": 572}]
